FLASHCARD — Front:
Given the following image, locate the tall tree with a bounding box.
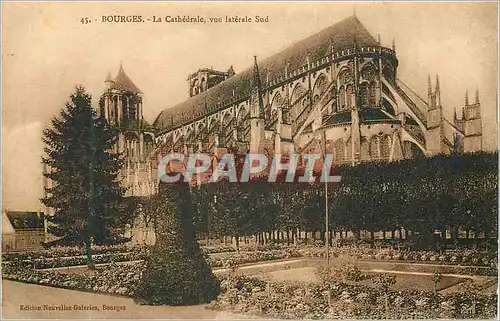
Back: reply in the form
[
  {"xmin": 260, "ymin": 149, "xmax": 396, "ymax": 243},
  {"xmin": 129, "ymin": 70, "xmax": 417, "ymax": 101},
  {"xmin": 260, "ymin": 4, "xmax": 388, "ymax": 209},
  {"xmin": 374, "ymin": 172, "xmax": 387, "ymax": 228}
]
[{"xmin": 41, "ymin": 86, "xmax": 126, "ymax": 268}]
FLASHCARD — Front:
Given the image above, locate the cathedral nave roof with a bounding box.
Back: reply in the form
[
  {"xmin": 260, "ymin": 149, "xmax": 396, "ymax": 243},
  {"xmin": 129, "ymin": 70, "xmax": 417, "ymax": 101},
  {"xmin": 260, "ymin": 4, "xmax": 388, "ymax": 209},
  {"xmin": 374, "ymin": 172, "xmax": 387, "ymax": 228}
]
[{"xmin": 154, "ymin": 15, "xmax": 378, "ymax": 132}]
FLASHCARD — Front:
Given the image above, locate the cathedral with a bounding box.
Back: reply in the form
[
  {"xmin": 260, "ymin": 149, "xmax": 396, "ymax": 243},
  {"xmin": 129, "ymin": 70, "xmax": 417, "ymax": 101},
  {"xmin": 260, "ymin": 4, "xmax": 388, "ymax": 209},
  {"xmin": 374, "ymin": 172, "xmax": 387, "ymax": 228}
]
[{"xmin": 101, "ymin": 15, "xmax": 483, "ymax": 197}]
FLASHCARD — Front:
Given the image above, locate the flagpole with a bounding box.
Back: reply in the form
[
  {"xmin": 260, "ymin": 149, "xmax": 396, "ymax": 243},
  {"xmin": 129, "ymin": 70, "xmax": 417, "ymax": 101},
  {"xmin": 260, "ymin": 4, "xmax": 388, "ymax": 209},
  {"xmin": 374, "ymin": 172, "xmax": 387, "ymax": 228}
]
[
  {"xmin": 325, "ymin": 165, "xmax": 329, "ymax": 266},
  {"xmin": 322, "ymin": 130, "xmax": 329, "ymax": 266}
]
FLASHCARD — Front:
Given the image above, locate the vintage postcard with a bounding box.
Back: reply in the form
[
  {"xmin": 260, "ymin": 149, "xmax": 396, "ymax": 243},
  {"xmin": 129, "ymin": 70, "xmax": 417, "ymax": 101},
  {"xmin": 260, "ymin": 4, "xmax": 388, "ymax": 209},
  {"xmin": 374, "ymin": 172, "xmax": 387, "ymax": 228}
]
[{"xmin": 2, "ymin": 1, "xmax": 498, "ymax": 319}]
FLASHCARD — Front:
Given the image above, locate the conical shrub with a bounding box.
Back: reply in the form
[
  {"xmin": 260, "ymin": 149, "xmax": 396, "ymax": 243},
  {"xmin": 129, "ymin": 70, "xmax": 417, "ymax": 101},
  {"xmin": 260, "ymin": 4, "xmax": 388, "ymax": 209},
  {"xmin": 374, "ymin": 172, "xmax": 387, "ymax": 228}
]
[{"xmin": 134, "ymin": 178, "xmax": 220, "ymax": 305}]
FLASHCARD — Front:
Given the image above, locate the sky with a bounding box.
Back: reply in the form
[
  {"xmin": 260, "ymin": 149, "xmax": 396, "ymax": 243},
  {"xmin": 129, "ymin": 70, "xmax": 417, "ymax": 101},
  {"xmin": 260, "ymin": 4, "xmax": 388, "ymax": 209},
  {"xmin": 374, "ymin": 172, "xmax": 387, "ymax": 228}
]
[{"xmin": 2, "ymin": 1, "xmax": 498, "ymax": 210}]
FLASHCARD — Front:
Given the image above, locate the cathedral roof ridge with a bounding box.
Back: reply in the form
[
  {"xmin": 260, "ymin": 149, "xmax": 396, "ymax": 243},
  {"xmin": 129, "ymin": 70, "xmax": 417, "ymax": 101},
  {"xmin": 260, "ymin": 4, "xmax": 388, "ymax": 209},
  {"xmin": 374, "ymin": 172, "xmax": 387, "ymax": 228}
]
[{"xmin": 154, "ymin": 14, "xmax": 377, "ymax": 131}]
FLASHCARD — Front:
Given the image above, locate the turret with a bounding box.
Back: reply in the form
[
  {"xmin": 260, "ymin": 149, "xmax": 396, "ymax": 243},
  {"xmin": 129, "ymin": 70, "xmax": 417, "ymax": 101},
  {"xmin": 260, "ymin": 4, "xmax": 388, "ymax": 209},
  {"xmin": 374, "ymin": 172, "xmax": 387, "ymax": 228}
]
[
  {"xmin": 435, "ymin": 75, "xmax": 441, "ymax": 106},
  {"xmin": 105, "ymin": 72, "xmax": 114, "ymax": 90},
  {"xmin": 425, "ymin": 74, "xmax": 444, "ymax": 155},
  {"xmin": 462, "ymin": 88, "xmax": 482, "ymax": 153},
  {"xmin": 427, "ymin": 75, "xmax": 433, "ymax": 107}
]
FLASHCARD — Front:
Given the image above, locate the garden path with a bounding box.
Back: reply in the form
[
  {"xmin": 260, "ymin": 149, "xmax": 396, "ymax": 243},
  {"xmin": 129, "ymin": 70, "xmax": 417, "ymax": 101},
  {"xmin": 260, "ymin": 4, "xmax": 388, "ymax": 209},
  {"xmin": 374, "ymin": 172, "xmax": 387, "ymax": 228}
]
[{"xmin": 2, "ymin": 280, "xmax": 258, "ymax": 319}]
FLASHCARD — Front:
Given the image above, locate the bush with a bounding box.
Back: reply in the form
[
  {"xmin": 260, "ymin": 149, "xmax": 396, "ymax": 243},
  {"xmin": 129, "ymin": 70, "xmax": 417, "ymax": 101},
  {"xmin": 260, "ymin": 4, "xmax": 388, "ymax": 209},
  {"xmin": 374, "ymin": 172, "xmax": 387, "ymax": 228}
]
[
  {"xmin": 133, "ymin": 180, "xmax": 220, "ymax": 306},
  {"xmin": 316, "ymin": 253, "xmax": 364, "ymax": 283},
  {"xmin": 134, "ymin": 246, "xmax": 221, "ymax": 305}
]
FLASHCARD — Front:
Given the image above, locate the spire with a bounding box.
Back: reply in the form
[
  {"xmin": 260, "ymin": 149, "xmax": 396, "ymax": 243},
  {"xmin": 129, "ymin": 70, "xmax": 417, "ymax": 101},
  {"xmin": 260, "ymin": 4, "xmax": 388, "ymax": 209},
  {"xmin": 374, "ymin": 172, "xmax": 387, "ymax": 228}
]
[
  {"xmin": 428, "ymin": 75, "xmax": 432, "ymax": 95},
  {"xmin": 105, "ymin": 71, "xmax": 113, "ymax": 82},
  {"xmin": 251, "ymin": 55, "xmax": 264, "ymax": 118},
  {"xmin": 252, "ymin": 55, "xmax": 262, "ymax": 88},
  {"xmin": 114, "ymin": 63, "xmax": 142, "ymax": 94},
  {"xmin": 435, "ymin": 75, "xmax": 441, "ymax": 105},
  {"xmin": 475, "ymin": 89, "xmax": 480, "ymax": 104},
  {"xmin": 377, "ymin": 34, "xmax": 381, "ymax": 46},
  {"xmin": 465, "ymin": 90, "xmax": 469, "ymax": 105},
  {"xmin": 392, "ymin": 38, "xmax": 396, "ymax": 51}
]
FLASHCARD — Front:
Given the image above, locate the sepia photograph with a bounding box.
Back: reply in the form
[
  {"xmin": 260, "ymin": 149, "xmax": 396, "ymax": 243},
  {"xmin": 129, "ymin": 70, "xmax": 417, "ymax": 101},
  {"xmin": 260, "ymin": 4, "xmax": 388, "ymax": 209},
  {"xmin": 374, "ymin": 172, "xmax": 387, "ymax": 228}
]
[{"xmin": 1, "ymin": 1, "xmax": 499, "ymax": 319}]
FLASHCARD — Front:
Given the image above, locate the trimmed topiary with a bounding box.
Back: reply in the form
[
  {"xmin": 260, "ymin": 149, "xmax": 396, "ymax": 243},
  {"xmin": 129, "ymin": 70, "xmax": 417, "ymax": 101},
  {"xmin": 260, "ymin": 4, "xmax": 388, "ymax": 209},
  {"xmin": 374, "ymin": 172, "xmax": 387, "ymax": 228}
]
[{"xmin": 134, "ymin": 177, "xmax": 220, "ymax": 305}]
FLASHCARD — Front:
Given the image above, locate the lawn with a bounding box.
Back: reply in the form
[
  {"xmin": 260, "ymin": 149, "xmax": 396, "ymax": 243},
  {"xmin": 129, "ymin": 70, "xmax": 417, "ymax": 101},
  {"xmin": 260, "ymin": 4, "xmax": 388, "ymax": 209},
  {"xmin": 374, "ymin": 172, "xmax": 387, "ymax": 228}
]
[{"xmin": 255, "ymin": 264, "xmax": 469, "ymax": 293}]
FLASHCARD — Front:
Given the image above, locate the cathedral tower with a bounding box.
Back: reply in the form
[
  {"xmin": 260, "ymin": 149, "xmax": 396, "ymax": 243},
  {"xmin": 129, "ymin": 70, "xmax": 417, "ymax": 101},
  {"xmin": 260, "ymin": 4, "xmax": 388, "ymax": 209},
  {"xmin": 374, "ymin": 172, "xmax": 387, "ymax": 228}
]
[
  {"xmin": 99, "ymin": 63, "xmax": 144, "ymax": 129},
  {"xmin": 100, "ymin": 64, "xmax": 155, "ymax": 197},
  {"xmin": 188, "ymin": 66, "xmax": 235, "ymax": 97}
]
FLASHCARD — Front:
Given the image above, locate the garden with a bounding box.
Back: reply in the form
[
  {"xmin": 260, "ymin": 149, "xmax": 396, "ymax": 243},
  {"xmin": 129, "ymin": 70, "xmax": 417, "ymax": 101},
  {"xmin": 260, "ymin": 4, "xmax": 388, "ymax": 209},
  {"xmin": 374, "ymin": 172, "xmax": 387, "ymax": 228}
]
[
  {"xmin": 2, "ymin": 242, "xmax": 498, "ymax": 318},
  {"xmin": 14, "ymin": 86, "xmax": 496, "ymax": 318}
]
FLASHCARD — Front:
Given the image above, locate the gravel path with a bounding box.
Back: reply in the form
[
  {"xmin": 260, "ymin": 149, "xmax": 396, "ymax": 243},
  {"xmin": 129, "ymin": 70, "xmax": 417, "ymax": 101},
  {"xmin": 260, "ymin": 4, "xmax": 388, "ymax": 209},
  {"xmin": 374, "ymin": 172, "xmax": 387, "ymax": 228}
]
[{"xmin": 2, "ymin": 280, "xmax": 257, "ymax": 319}]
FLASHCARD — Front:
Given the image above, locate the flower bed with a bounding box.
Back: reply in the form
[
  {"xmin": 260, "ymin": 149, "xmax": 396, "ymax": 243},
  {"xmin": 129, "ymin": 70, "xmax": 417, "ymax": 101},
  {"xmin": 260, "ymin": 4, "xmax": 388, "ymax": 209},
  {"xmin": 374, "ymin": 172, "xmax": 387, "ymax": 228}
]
[
  {"xmin": 1, "ymin": 243, "xmax": 286, "ymax": 263},
  {"xmin": 2, "ymin": 262, "xmax": 145, "ymax": 297},
  {"xmin": 1, "ymin": 244, "xmax": 135, "ymax": 261},
  {"xmin": 202, "ymin": 246, "xmax": 237, "ymax": 254},
  {"xmin": 201, "ymin": 244, "xmax": 498, "ymax": 269},
  {"xmin": 295, "ymin": 246, "xmax": 498, "ymax": 268},
  {"xmin": 2, "ymin": 250, "xmax": 148, "ymax": 270},
  {"xmin": 202, "ymin": 243, "xmax": 293, "ymax": 254},
  {"xmin": 208, "ymin": 249, "xmax": 301, "ymax": 268},
  {"xmin": 2, "ymin": 248, "xmax": 300, "ymax": 271},
  {"xmin": 209, "ymin": 275, "xmax": 498, "ymax": 319},
  {"xmin": 4, "ymin": 246, "xmax": 496, "ymax": 277}
]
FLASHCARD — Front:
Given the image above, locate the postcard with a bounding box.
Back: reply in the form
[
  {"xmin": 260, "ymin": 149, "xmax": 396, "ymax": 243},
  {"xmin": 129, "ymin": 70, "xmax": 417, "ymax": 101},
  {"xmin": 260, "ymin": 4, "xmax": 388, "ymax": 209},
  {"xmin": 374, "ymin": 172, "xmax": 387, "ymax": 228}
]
[{"xmin": 2, "ymin": 1, "xmax": 498, "ymax": 319}]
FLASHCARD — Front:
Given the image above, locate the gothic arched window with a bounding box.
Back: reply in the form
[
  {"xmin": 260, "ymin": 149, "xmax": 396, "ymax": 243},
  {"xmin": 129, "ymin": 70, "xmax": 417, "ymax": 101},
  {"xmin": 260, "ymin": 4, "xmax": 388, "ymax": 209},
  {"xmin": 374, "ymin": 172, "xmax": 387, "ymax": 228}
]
[
  {"xmin": 200, "ymin": 78, "xmax": 206, "ymax": 92},
  {"xmin": 346, "ymin": 85, "xmax": 354, "ymax": 109},
  {"xmin": 271, "ymin": 110, "xmax": 278, "ymax": 125},
  {"xmin": 361, "ymin": 139, "xmax": 370, "ymax": 160},
  {"xmin": 264, "ymin": 104, "xmax": 272, "ymax": 121},
  {"xmin": 359, "ymin": 82, "xmax": 369, "ymax": 108},
  {"xmin": 236, "ymin": 107, "xmax": 249, "ymax": 142},
  {"xmin": 191, "ymin": 79, "xmax": 199, "ymax": 96},
  {"xmin": 361, "ymin": 65, "xmax": 376, "ymax": 82},
  {"xmin": 346, "ymin": 138, "xmax": 352, "ymax": 161},
  {"xmin": 313, "ymin": 74, "xmax": 328, "ymax": 98},
  {"xmin": 380, "ymin": 135, "xmax": 391, "ymax": 159},
  {"xmin": 334, "ymin": 138, "xmax": 345, "ymax": 161},
  {"xmin": 369, "ymin": 81, "xmax": 378, "ymax": 106},
  {"xmin": 370, "ymin": 136, "xmax": 380, "ymax": 159},
  {"xmin": 338, "ymin": 86, "xmax": 346, "ymax": 111}
]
